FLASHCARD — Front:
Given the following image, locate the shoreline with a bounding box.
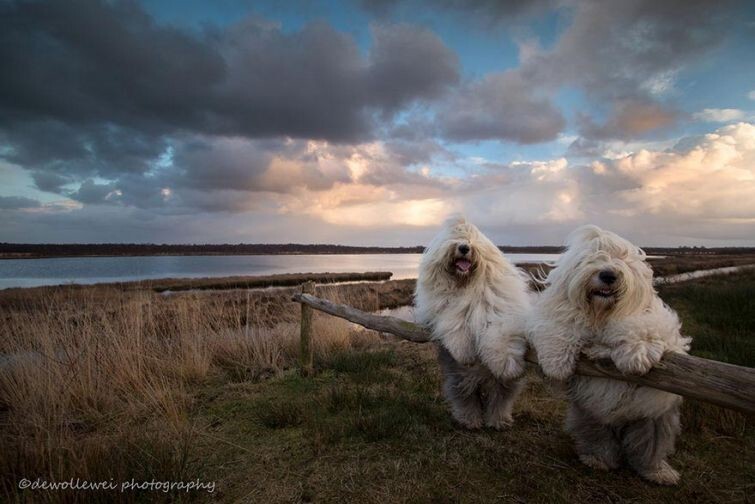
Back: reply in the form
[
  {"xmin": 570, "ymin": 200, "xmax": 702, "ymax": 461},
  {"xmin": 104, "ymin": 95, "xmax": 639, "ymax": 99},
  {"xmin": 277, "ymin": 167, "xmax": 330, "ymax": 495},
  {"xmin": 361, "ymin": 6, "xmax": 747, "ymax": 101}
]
[
  {"xmin": 0, "ymin": 251, "xmax": 429, "ymax": 260},
  {"xmin": 5, "ymin": 245, "xmax": 755, "ymax": 261}
]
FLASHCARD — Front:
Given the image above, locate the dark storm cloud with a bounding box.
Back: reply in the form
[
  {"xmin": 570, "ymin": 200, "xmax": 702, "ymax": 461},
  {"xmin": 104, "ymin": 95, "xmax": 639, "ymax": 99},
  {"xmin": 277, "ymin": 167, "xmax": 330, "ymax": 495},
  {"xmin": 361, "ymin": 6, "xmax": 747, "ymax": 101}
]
[
  {"xmin": 434, "ymin": 0, "xmax": 555, "ymax": 22},
  {"xmin": 1, "ymin": 121, "xmax": 170, "ymax": 180},
  {"xmin": 0, "ymin": 0, "xmax": 460, "ymax": 193},
  {"xmin": 366, "ymin": 24, "xmax": 459, "ymax": 110},
  {"xmin": 0, "ymin": 0, "xmax": 459, "ymax": 141},
  {"xmin": 0, "ymin": 0, "xmax": 224, "ymax": 131},
  {"xmin": 212, "ymin": 19, "xmax": 369, "ymax": 141},
  {"xmin": 360, "ymin": 0, "xmax": 555, "ymax": 22},
  {"xmin": 169, "ymin": 137, "xmax": 353, "ymax": 194},
  {"xmin": 213, "ymin": 20, "xmax": 458, "ymax": 140},
  {"xmin": 437, "ymin": 72, "xmax": 565, "ymax": 143},
  {"xmin": 68, "ymin": 179, "xmax": 120, "ymax": 205},
  {"xmin": 0, "ymin": 195, "xmax": 41, "ymax": 210},
  {"xmin": 382, "ymin": 138, "xmax": 456, "ymax": 166},
  {"xmin": 519, "ymin": 0, "xmax": 733, "ymax": 138},
  {"xmin": 30, "ymin": 171, "xmax": 72, "ymax": 193},
  {"xmin": 168, "ymin": 137, "xmax": 275, "ymax": 192},
  {"xmin": 576, "ymin": 100, "xmax": 680, "ymax": 141},
  {"xmin": 361, "ymin": 0, "xmax": 735, "ymax": 143}
]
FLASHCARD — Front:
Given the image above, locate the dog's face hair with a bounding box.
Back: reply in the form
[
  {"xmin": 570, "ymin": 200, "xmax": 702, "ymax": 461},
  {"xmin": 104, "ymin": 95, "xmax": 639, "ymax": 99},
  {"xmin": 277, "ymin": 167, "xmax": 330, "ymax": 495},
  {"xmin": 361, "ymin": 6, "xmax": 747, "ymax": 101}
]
[
  {"xmin": 445, "ymin": 237, "xmax": 476, "ymax": 284},
  {"xmin": 547, "ymin": 225, "xmax": 654, "ymax": 324},
  {"xmin": 420, "ymin": 216, "xmax": 501, "ymax": 289}
]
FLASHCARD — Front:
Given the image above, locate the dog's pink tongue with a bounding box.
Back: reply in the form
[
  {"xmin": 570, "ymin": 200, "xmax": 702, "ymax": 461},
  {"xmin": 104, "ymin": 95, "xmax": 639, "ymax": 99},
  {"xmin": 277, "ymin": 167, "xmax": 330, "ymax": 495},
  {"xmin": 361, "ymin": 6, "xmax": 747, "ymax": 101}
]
[{"xmin": 455, "ymin": 258, "xmax": 472, "ymax": 272}]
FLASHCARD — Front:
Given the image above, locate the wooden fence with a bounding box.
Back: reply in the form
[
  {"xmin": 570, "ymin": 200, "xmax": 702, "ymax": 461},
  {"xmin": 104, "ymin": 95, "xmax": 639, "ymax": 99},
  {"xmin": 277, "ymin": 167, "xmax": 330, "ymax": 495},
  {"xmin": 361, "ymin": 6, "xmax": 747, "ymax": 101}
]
[{"xmin": 293, "ymin": 281, "xmax": 755, "ymax": 415}]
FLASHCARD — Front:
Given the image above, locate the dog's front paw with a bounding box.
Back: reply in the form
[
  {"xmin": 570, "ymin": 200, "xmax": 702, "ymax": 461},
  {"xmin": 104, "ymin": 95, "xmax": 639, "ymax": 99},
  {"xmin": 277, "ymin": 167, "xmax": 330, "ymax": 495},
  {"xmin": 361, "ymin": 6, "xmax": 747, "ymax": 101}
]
[
  {"xmin": 578, "ymin": 454, "xmax": 618, "ymax": 472},
  {"xmin": 498, "ymin": 354, "xmax": 526, "ymax": 380},
  {"xmin": 485, "ymin": 413, "xmax": 513, "ymax": 430},
  {"xmin": 582, "ymin": 343, "xmax": 611, "ymax": 360},
  {"xmin": 538, "ymin": 354, "xmax": 576, "ymax": 381},
  {"xmin": 453, "ymin": 409, "xmax": 484, "ymax": 430},
  {"xmin": 640, "ymin": 461, "xmax": 680, "ymax": 486},
  {"xmin": 612, "ymin": 340, "xmax": 665, "ymax": 375}
]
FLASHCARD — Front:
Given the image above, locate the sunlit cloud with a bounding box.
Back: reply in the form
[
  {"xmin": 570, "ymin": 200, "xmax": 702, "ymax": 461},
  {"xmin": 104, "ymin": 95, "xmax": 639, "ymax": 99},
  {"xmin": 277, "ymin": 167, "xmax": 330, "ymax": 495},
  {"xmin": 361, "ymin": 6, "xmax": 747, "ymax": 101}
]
[
  {"xmin": 693, "ymin": 108, "xmax": 746, "ymax": 123},
  {"xmin": 0, "ymin": 0, "xmax": 753, "ymax": 246},
  {"xmin": 314, "ymin": 198, "xmax": 454, "ymax": 227},
  {"xmin": 593, "ymin": 123, "xmax": 755, "ymax": 222}
]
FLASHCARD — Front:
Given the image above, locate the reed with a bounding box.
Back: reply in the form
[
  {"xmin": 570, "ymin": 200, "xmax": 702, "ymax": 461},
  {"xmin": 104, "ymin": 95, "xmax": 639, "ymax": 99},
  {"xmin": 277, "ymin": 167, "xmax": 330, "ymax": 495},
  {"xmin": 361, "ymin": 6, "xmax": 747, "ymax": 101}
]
[{"xmin": 0, "ymin": 284, "xmax": 383, "ymax": 501}]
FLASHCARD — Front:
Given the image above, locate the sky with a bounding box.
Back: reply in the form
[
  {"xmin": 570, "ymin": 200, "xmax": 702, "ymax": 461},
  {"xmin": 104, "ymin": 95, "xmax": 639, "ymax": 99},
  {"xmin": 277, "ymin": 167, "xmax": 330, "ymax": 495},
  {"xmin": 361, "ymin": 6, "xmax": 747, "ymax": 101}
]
[{"xmin": 1, "ymin": 0, "xmax": 755, "ymax": 247}]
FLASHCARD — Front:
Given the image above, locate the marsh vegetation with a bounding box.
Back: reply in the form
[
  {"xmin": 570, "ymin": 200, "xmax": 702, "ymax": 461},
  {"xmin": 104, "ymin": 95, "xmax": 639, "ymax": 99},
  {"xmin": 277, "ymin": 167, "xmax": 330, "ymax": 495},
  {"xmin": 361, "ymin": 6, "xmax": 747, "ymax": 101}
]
[{"xmin": 0, "ymin": 264, "xmax": 752, "ymax": 503}]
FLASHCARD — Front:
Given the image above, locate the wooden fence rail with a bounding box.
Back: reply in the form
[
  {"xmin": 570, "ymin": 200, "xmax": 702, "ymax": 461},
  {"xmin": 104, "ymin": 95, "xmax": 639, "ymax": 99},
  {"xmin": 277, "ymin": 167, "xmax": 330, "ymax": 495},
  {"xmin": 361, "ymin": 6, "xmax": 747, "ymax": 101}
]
[{"xmin": 293, "ymin": 289, "xmax": 755, "ymax": 415}]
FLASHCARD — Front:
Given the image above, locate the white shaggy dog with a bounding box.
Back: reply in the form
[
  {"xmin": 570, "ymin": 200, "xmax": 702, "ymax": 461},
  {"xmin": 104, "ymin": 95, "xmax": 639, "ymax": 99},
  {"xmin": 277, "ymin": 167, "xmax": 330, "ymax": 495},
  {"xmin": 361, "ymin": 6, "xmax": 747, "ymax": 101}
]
[
  {"xmin": 415, "ymin": 216, "xmax": 531, "ymax": 429},
  {"xmin": 527, "ymin": 225, "xmax": 691, "ymax": 485}
]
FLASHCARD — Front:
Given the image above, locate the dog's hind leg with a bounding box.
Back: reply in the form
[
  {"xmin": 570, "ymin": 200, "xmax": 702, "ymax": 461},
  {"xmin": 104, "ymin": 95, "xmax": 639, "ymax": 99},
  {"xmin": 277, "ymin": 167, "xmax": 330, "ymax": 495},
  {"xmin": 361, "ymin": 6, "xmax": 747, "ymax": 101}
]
[
  {"xmin": 565, "ymin": 403, "xmax": 621, "ymax": 471},
  {"xmin": 483, "ymin": 377, "xmax": 523, "ymax": 429},
  {"xmin": 621, "ymin": 406, "xmax": 681, "ymax": 485},
  {"xmin": 438, "ymin": 346, "xmax": 484, "ymax": 429}
]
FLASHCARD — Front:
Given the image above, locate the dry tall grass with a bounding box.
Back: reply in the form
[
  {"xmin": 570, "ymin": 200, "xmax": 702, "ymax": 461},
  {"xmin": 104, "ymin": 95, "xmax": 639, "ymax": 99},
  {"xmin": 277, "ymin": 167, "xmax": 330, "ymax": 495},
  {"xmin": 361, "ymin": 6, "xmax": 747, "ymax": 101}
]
[{"xmin": 0, "ymin": 284, "xmax": 384, "ymax": 501}]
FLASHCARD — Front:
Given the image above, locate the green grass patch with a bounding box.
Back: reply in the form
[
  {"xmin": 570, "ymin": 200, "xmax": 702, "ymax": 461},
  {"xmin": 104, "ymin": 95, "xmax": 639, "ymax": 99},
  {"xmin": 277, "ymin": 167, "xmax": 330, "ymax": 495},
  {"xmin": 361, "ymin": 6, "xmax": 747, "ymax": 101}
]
[
  {"xmin": 184, "ymin": 273, "xmax": 754, "ymax": 503},
  {"xmin": 659, "ymin": 270, "xmax": 755, "ymax": 366},
  {"xmin": 327, "ymin": 349, "xmax": 397, "ymax": 374},
  {"xmin": 247, "ymin": 349, "xmax": 449, "ymax": 444}
]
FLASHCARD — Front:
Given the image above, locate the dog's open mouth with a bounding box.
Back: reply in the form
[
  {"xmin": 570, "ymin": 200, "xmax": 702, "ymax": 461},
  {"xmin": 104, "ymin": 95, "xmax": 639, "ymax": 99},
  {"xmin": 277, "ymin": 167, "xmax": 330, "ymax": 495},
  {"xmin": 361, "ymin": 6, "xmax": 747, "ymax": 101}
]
[
  {"xmin": 454, "ymin": 258, "xmax": 472, "ymax": 274},
  {"xmin": 591, "ymin": 288, "xmax": 615, "ymax": 299}
]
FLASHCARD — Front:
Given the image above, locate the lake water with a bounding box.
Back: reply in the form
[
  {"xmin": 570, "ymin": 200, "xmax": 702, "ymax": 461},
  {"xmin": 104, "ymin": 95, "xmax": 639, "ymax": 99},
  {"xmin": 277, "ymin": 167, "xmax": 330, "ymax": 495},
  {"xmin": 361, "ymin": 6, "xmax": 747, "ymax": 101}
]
[{"xmin": 0, "ymin": 253, "xmax": 560, "ymax": 290}]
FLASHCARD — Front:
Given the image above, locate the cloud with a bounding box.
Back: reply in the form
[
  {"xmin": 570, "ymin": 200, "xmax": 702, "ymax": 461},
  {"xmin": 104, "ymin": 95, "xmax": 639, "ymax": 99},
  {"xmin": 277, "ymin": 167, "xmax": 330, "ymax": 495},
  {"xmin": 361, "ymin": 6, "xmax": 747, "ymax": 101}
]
[
  {"xmin": 30, "ymin": 171, "xmax": 72, "ymax": 193},
  {"xmin": 518, "ymin": 0, "xmax": 733, "ymax": 139},
  {"xmin": 0, "ymin": 0, "xmax": 460, "ymax": 186},
  {"xmin": 358, "ymin": 0, "xmax": 402, "ymax": 16},
  {"xmin": 214, "ymin": 19, "xmax": 458, "ymax": 140},
  {"xmin": 693, "ymin": 108, "xmax": 747, "ymax": 123},
  {"xmin": 602, "ymin": 122, "xmax": 755, "ymax": 217},
  {"xmin": 68, "ymin": 179, "xmax": 121, "ymax": 205},
  {"xmin": 437, "ymin": 71, "xmax": 565, "ymax": 143},
  {"xmin": 0, "ymin": 195, "xmax": 41, "ymax": 210},
  {"xmin": 304, "ymin": 192, "xmax": 454, "ymax": 228},
  {"xmin": 0, "ymin": 1, "xmax": 459, "ymax": 142},
  {"xmin": 38, "ymin": 134, "xmax": 456, "ymax": 215},
  {"xmin": 366, "ymin": 24, "xmax": 460, "ymax": 110},
  {"xmin": 435, "ymin": 0, "xmax": 555, "ymax": 22},
  {"xmin": 748, "ymin": 90, "xmax": 755, "ymax": 101},
  {"xmin": 522, "ymin": 0, "xmax": 731, "ymax": 99},
  {"xmin": 408, "ymin": 0, "xmax": 734, "ymax": 145},
  {"xmin": 293, "ymin": 122, "xmax": 755, "ymax": 244},
  {"xmin": 0, "ymin": 1, "xmax": 463, "ymax": 212},
  {"xmin": 578, "ymin": 100, "xmax": 679, "ymax": 140},
  {"xmin": 0, "ymin": 0, "xmax": 751, "ymax": 246},
  {"xmin": 0, "ymin": 0, "xmax": 223, "ymax": 131},
  {"xmin": 360, "ymin": 0, "xmax": 556, "ymax": 24},
  {"xmin": 3, "ymin": 123, "xmax": 755, "ymax": 245}
]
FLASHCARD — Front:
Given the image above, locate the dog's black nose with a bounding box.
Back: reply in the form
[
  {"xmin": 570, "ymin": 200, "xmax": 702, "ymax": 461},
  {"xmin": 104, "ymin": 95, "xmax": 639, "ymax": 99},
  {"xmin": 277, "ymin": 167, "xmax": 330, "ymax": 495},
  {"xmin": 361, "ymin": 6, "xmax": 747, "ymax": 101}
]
[
  {"xmin": 458, "ymin": 244, "xmax": 470, "ymax": 255},
  {"xmin": 599, "ymin": 270, "xmax": 617, "ymax": 285}
]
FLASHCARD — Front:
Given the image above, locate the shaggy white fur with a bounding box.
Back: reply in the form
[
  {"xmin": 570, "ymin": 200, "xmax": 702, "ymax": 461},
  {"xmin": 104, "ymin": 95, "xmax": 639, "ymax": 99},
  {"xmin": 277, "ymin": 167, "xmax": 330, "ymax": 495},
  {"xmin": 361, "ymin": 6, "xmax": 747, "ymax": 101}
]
[
  {"xmin": 415, "ymin": 216, "xmax": 531, "ymax": 428},
  {"xmin": 527, "ymin": 224, "xmax": 691, "ymax": 485}
]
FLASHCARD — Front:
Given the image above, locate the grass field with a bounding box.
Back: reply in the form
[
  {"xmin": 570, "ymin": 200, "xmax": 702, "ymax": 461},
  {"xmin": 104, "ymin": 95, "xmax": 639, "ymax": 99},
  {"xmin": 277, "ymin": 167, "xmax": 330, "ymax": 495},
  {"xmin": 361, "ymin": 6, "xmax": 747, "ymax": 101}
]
[{"xmin": 0, "ymin": 268, "xmax": 753, "ymax": 503}]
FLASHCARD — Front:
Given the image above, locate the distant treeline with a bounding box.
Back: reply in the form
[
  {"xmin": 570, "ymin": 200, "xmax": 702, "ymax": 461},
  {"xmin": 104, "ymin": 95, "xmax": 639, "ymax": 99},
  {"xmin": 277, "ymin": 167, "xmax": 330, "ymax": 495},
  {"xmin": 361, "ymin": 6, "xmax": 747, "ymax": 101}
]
[
  {"xmin": 0, "ymin": 243, "xmax": 754, "ymax": 259},
  {"xmin": 0, "ymin": 243, "xmax": 424, "ymax": 258}
]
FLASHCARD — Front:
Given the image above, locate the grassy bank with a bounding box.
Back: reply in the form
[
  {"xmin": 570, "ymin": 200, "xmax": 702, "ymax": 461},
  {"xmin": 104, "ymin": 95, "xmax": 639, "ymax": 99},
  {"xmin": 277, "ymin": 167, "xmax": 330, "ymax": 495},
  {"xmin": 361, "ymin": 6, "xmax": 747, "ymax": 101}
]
[
  {"xmin": 146, "ymin": 271, "xmax": 393, "ymax": 292},
  {"xmin": 649, "ymin": 254, "xmax": 755, "ymax": 277},
  {"xmin": 517, "ymin": 253, "xmax": 755, "ymax": 282},
  {"xmin": 1, "ymin": 271, "xmax": 753, "ymax": 502},
  {"xmin": 658, "ymin": 269, "xmax": 755, "ymax": 366}
]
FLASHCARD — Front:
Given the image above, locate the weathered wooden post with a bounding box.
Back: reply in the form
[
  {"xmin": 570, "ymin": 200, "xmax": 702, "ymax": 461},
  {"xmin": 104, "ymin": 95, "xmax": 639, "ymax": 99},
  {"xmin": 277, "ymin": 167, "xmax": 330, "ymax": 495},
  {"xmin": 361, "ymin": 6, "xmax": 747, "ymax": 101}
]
[{"xmin": 299, "ymin": 281, "xmax": 315, "ymax": 376}]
